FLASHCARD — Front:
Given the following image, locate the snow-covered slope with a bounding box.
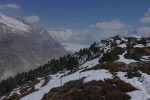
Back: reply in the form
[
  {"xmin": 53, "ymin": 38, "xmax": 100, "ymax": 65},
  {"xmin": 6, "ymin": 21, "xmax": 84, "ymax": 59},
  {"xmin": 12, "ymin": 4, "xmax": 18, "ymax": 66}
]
[
  {"xmin": 1, "ymin": 35, "xmax": 150, "ymax": 100},
  {"xmin": 20, "ymin": 58, "xmax": 150, "ymax": 100},
  {"xmin": 21, "ymin": 59, "xmax": 112, "ymax": 100},
  {"xmin": 0, "ymin": 13, "xmax": 30, "ymax": 32}
]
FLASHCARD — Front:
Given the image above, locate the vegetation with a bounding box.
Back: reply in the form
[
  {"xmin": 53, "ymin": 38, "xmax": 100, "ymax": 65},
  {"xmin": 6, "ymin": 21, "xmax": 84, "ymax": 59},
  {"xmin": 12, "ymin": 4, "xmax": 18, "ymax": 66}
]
[
  {"xmin": 125, "ymin": 71, "xmax": 142, "ymax": 79},
  {"xmin": 106, "ymin": 90, "xmax": 131, "ymax": 100},
  {"xmin": 77, "ymin": 42, "xmax": 100, "ymax": 61},
  {"xmin": 99, "ymin": 52, "xmax": 119, "ymax": 63},
  {"xmin": 0, "ymin": 53, "xmax": 79, "ymax": 96},
  {"xmin": 0, "ymin": 77, "xmax": 17, "ymax": 95},
  {"xmin": 89, "ymin": 42, "xmax": 100, "ymax": 54},
  {"xmin": 42, "ymin": 78, "xmax": 135, "ymax": 100}
]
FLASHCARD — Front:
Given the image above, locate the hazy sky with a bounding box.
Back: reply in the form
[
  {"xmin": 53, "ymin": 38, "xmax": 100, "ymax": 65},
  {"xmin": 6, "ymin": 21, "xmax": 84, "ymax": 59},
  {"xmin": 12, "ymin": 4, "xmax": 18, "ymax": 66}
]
[{"xmin": 0, "ymin": 0, "xmax": 150, "ymax": 44}]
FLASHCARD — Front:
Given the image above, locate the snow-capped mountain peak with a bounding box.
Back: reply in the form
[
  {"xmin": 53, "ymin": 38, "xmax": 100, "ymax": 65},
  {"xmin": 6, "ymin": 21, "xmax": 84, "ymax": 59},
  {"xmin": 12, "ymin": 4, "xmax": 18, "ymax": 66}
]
[
  {"xmin": 0, "ymin": 13, "xmax": 30, "ymax": 32},
  {"xmin": 123, "ymin": 31, "xmax": 142, "ymax": 39}
]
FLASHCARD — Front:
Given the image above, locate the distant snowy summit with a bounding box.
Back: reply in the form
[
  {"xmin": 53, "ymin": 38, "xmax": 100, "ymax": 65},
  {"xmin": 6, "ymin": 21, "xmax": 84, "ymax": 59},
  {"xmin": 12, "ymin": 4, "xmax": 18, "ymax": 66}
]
[
  {"xmin": 125, "ymin": 32, "xmax": 142, "ymax": 39},
  {"xmin": 61, "ymin": 42, "xmax": 89, "ymax": 53},
  {"xmin": 0, "ymin": 13, "xmax": 30, "ymax": 32}
]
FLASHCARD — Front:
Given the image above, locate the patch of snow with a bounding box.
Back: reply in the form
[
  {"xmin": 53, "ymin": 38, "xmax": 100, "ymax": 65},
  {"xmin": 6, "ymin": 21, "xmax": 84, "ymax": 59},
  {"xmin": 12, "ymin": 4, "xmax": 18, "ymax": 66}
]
[
  {"xmin": 117, "ymin": 72, "xmax": 145, "ymax": 90},
  {"xmin": 117, "ymin": 51, "xmax": 137, "ymax": 64},
  {"xmin": 134, "ymin": 44, "xmax": 145, "ymax": 48},
  {"xmin": 80, "ymin": 58, "xmax": 99, "ymax": 68},
  {"xmin": 116, "ymin": 40, "xmax": 121, "ymax": 44},
  {"xmin": 62, "ymin": 43, "xmax": 89, "ymax": 53},
  {"xmin": 141, "ymin": 56, "xmax": 150, "ymax": 61},
  {"xmin": 128, "ymin": 90, "xmax": 150, "ymax": 100},
  {"xmin": 117, "ymin": 72, "xmax": 150, "ymax": 100},
  {"xmin": 98, "ymin": 39, "xmax": 113, "ymax": 53},
  {"xmin": 147, "ymin": 43, "xmax": 150, "ymax": 46},
  {"xmin": 0, "ymin": 13, "xmax": 30, "ymax": 32},
  {"xmin": 121, "ymin": 38, "xmax": 128, "ymax": 42},
  {"xmin": 118, "ymin": 43, "xmax": 127, "ymax": 48},
  {"xmin": 82, "ymin": 69, "xmax": 112, "ymax": 82},
  {"xmin": 0, "ymin": 96, "xmax": 6, "ymax": 100},
  {"xmin": 141, "ymin": 73, "xmax": 150, "ymax": 94},
  {"xmin": 8, "ymin": 87, "xmax": 21, "ymax": 98},
  {"xmin": 21, "ymin": 73, "xmax": 62, "ymax": 100},
  {"xmin": 35, "ymin": 79, "xmax": 45, "ymax": 90}
]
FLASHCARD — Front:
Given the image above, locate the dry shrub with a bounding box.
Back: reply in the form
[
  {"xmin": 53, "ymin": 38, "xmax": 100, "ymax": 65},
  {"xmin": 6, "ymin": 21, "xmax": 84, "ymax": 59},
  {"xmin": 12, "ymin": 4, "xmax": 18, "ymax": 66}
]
[
  {"xmin": 42, "ymin": 78, "xmax": 135, "ymax": 100},
  {"xmin": 106, "ymin": 90, "xmax": 131, "ymax": 100},
  {"xmin": 7, "ymin": 93, "xmax": 20, "ymax": 100},
  {"xmin": 125, "ymin": 71, "xmax": 141, "ymax": 79},
  {"xmin": 105, "ymin": 79, "xmax": 136, "ymax": 92}
]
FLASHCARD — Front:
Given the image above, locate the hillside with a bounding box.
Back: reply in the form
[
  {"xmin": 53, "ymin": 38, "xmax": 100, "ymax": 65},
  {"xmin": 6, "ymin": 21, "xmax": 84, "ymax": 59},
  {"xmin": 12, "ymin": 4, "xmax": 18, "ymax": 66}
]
[{"xmin": 1, "ymin": 35, "xmax": 150, "ymax": 100}]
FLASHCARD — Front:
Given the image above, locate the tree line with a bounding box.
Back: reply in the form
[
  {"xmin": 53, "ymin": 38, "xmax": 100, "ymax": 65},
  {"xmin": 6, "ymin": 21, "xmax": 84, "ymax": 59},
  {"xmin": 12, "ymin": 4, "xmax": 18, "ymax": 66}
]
[
  {"xmin": 0, "ymin": 42, "xmax": 100, "ymax": 96},
  {"xmin": 0, "ymin": 54, "xmax": 79, "ymax": 96}
]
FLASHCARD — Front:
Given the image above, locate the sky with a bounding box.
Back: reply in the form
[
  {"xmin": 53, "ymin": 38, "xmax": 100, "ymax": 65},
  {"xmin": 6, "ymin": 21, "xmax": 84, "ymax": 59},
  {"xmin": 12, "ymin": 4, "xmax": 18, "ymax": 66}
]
[{"xmin": 0, "ymin": 0, "xmax": 150, "ymax": 44}]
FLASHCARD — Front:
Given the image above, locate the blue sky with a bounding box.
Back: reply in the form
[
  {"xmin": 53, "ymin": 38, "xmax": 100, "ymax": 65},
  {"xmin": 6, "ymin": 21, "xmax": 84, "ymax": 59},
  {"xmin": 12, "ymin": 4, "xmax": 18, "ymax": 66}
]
[{"xmin": 0, "ymin": 0, "xmax": 150, "ymax": 44}]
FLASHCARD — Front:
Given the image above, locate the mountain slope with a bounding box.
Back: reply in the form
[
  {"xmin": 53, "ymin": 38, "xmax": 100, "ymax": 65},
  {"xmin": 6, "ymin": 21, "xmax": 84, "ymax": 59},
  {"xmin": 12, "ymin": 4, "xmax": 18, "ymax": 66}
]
[
  {"xmin": 1, "ymin": 35, "xmax": 150, "ymax": 100},
  {"xmin": 0, "ymin": 13, "xmax": 66, "ymax": 79}
]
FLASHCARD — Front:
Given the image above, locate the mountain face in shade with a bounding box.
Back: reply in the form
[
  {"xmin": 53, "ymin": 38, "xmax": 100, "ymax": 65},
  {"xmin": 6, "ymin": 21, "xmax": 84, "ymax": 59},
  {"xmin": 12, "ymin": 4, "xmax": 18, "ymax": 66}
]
[{"xmin": 0, "ymin": 13, "xmax": 66, "ymax": 79}]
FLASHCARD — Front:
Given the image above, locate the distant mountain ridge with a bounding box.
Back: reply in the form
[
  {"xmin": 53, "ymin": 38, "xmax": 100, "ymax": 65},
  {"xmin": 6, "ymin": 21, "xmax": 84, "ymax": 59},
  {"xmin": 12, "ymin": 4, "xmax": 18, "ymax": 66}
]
[{"xmin": 0, "ymin": 13, "xmax": 66, "ymax": 79}]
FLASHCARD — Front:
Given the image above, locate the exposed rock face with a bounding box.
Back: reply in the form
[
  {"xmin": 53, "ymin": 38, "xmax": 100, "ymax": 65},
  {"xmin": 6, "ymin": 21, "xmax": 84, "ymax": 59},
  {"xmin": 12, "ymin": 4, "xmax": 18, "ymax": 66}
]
[{"xmin": 0, "ymin": 13, "xmax": 66, "ymax": 79}]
